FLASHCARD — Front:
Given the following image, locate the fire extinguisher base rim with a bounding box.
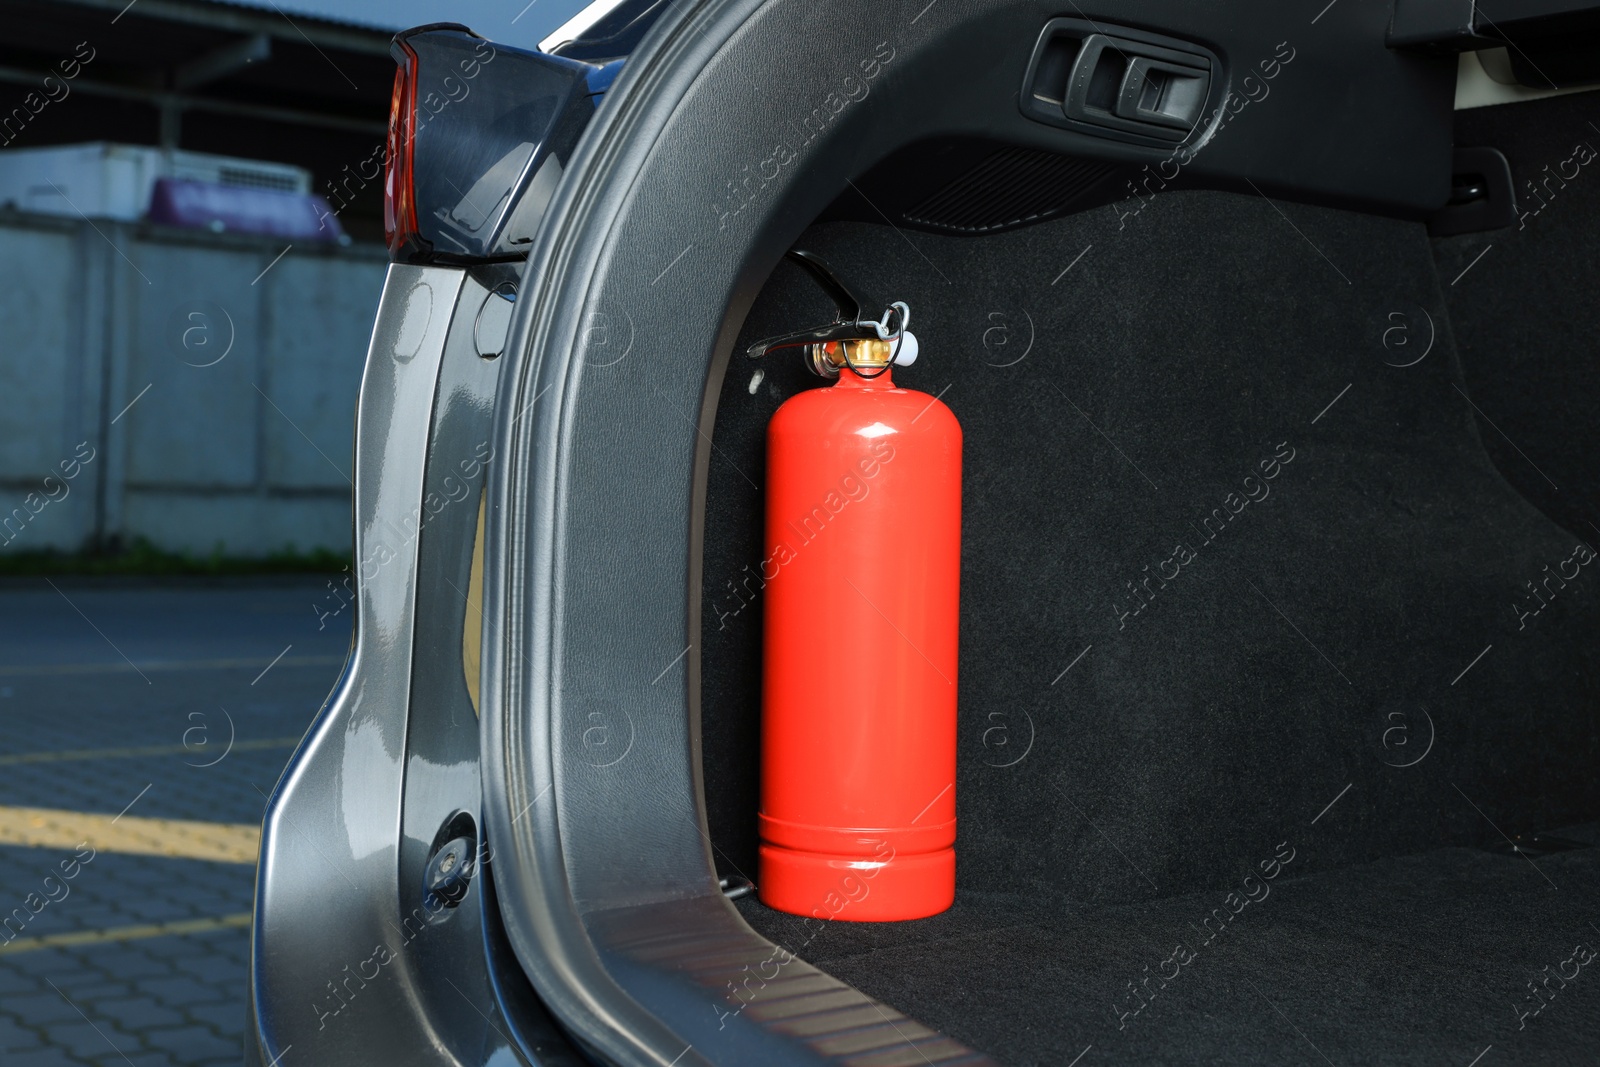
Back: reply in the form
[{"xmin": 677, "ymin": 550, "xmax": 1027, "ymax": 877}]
[{"xmin": 756, "ymin": 844, "xmax": 954, "ymax": 922}]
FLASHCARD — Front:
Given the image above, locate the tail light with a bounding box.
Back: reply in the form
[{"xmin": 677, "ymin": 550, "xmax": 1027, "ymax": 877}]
[
  {"xmin": 384, "ymin": 39, "xmax": 420, "ymax": 256},
  {"xmin": 383, "ymin": 24, "xmax": 606, "ymax": 264}
]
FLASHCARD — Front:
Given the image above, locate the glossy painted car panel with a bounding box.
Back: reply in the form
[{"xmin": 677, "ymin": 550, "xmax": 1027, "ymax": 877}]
[{"xmin": 247, "ymin": 266, "xmax": 572, "ymax": 1066}]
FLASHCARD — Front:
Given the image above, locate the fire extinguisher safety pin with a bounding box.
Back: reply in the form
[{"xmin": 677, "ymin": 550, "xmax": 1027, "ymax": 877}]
[{"xmin": 868, "ymin": 301, "xmax": 912, "ymax": 340}]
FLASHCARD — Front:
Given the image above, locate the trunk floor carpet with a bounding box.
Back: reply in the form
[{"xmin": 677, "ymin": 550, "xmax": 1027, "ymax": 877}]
[{"xmin": 738, "ymin": 825, "xmax": 1600, "ymax": 1066}]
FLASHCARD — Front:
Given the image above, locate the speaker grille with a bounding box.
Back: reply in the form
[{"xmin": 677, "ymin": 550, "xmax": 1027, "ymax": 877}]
[{"xmin": 903, "ymin": 147, "xmax": 1117, "ymax": 234}]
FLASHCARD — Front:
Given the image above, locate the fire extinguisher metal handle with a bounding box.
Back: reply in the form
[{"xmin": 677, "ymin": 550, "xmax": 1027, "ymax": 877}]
[
  {"xmin": 786, "ymin": 248, "xmax": 863, "ymax": 322},
  {"xmin": 745, "ymin": 320, "xmax": 885, "ymax": 359},
  {"xmin": 745, "ymin": 251, "xmax": 912, "ymax": 361}
]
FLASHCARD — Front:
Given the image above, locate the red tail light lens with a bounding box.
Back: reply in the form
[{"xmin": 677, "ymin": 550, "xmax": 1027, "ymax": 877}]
[
  {"xmin": 383, "ymin": 26, "xmax": 597, "ymax": 263},
  {"xmin": 384, "ymin": 40, "xmax": 420, "ymax": 256}
]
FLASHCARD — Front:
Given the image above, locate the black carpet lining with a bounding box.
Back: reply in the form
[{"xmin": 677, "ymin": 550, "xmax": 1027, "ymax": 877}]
[
  {"xmin": 738, "ymin": 826, "xmax": 1600, "ymax": 1065},
  {"xmin": 1435, "ymin": 92, "xmax": 1600, "ymax": 550}
]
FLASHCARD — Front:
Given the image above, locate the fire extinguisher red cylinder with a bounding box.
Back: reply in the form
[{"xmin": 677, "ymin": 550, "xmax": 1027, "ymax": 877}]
[{"xmin": 758, "ymin": 365, "xmax": 961, "ymax": 922}]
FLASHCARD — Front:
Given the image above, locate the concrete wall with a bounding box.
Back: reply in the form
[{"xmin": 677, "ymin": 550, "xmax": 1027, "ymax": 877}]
[{"xmin": 0, "ymin": 209, "xmax": 388, "ymax": 557}]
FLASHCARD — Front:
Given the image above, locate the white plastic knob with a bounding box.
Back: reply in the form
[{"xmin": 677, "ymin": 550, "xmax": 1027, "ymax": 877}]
[{"xmin": 893, "ymin": 330, "xmax": 919, "ymax": 367}]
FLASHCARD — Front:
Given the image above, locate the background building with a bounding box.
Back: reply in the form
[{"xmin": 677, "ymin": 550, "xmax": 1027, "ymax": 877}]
[{"xmin": 0, "ymin": 0, "xmax": 582, "ymax": 558}]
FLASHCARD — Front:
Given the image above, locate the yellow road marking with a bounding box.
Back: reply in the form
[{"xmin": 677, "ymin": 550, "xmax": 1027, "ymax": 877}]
[
  {"xmin": 0, "ymin": 737, "xmax": 300, "ymax": 767},
  {"xmin": 0, "ymin": 807, "xmax": 259, "ymax": 864},
  {"xmin": 0, "ymin": 913, "xmax": 252, "ymax": 956},
  {"xmin": 0, "ymin": 655, "xmax": 343, "ymax": 677}
]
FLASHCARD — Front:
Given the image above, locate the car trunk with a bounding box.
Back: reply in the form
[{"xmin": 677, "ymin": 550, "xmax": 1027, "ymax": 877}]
[{"xmin": 698, "ymin": 92, "xmax": 1600, "ymax": 1064}]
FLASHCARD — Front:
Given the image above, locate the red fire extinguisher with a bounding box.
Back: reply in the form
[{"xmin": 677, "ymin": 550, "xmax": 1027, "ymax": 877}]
[{"xmin": 749, "ymin": 251, "xmax": 961, "ymax": 922}]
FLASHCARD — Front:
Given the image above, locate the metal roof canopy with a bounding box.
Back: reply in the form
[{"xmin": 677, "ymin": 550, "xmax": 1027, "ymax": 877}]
[
  {"xmin": 0, "ymin": 0, "xmax": 394, "ymax": 141},
  {"xmin": 0, "ymin": 0, "xmax": 399, "ymax": 238}
]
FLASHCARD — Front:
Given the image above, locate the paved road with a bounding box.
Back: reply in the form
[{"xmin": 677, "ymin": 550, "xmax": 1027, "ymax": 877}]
[{"xmin": 0, "ymin": 577, "xmax": 352, "ymax": 1066}]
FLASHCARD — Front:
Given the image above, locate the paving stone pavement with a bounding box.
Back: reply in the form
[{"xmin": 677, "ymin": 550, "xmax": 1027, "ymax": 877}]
[{"xmin": 0, "ymin": 578, "xmax": 350, "ymax": 1066}]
